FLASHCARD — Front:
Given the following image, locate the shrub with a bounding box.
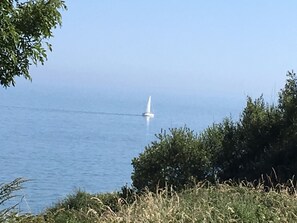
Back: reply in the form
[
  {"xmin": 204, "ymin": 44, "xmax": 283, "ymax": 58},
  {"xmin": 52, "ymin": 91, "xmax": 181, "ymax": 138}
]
[
  {"xmin": 216, "ymin": 97, "xmax": 281, "ymax": 181},
  {"xmin": 199, "ymin": 71, "xmax": 297, "ymax": 184},
  {"xmin": 131, "ymin": 127, "xmax": 211, "ymax": 192}
]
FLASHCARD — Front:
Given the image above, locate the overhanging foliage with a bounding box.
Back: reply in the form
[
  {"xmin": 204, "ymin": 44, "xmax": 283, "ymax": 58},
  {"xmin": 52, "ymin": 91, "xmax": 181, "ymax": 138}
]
[{"xmin": 0, "ymin": 0, "xmax": 66, "ymax": 87}]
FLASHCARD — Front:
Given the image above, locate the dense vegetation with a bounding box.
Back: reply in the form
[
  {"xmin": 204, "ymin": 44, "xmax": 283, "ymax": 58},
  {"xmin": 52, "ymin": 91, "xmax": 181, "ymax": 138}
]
[
  {"xmin": 132, "ymin": 71, "xmax": 297, "ymax": 191},
  {"xmin": 4, "ymin": 182, "xmax": 297, "ymax": 222}
]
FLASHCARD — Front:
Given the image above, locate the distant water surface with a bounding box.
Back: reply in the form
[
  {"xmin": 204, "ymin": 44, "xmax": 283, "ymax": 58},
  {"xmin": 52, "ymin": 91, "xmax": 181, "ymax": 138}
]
[{"xmin": 0, "ymin": 88, "xmax": 244, "ymax": 213}]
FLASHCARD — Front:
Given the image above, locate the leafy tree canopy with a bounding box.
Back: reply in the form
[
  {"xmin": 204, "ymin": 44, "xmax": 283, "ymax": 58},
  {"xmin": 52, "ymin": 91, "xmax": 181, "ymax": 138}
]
[{"xmin": 0, "ymin": 0, "xmax": 66, "ymax": 87}]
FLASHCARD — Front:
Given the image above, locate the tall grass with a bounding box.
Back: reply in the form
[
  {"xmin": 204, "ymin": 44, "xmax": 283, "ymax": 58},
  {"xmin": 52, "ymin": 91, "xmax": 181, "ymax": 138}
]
[
  {"xmin": 0, "ymin": 178, "xmax": 28, "ymax": 221},
  {"xmin": 12, "ymin": 181, "xmax": 297, "ymax": 222},
  {"xmin": 98, "ymin": 182, "xmax": 297, "ymax": 222}
]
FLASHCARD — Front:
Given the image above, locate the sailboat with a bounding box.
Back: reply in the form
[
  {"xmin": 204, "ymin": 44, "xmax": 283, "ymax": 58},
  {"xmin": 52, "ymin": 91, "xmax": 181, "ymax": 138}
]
[{"xmin": 142, "ymin": 96, "xmax": 154, "ymax": 118}]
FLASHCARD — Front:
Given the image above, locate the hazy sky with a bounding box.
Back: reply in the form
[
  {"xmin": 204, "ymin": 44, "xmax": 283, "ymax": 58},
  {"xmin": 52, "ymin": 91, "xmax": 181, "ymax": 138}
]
[{"xmin": 11, "ymin": 1, "xmax": 297, "ymax": 99}]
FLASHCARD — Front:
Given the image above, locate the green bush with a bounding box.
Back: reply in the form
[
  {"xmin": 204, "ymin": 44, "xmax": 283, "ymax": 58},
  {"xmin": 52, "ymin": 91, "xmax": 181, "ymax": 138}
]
[
  {"xmin": 131, "ymin": 127, "xmax": 211, "ymax": 191},
  {"xmin": 132, "ymin": 71, "xmax": 297, "ymax": 190},
  {"xmin": 215, "ymin": 96, "xmax": 281, "ymax": 181},
  {"xmin": 274, "ymin": 71, "xmax": 297, "ymax": 180},
  {"xmin": 199, "ymin": 71, "xmax": 297, "ymax": 184}
]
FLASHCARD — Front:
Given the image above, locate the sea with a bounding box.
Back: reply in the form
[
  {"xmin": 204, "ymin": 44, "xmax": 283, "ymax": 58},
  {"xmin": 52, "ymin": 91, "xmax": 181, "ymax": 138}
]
[{"xmin": 0, "ymin": 86, "xmax": 245, "ymax": 213}]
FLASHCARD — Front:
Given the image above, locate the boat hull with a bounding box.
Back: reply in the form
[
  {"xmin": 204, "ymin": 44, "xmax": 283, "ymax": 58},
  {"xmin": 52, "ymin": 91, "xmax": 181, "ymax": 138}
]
[{"xmin": 142, "ymin": 112, "xmax": 154, "ymax": 118}]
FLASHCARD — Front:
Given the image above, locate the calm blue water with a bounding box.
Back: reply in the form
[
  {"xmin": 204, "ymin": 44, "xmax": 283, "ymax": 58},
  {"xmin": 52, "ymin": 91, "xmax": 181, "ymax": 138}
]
[{"xmin": 0, "ymin": 87, "xmax": 244, "ymax": 213}]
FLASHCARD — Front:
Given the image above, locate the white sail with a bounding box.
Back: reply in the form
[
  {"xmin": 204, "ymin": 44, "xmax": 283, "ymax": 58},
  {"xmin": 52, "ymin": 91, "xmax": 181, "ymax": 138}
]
[
  {"xmin": 142, "ymin": 96, "xmax": 154, "ymax": 118},
  {"xmin": 146, "ymin": 96, "xmax": 151, "ymax": 113}
]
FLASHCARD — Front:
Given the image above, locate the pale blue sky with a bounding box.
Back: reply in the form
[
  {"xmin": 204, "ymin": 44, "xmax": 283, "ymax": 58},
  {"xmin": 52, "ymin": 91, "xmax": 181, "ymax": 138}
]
[{"xmin": 12, "ymin": 1, "xmax": 297, "ymax": 99}]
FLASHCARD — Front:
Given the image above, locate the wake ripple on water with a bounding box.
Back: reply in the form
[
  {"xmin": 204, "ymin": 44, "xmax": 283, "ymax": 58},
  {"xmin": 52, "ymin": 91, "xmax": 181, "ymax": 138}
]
[{"xmin": 0, "ymin": 104, "xmax": 143, "ymax": 117}]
